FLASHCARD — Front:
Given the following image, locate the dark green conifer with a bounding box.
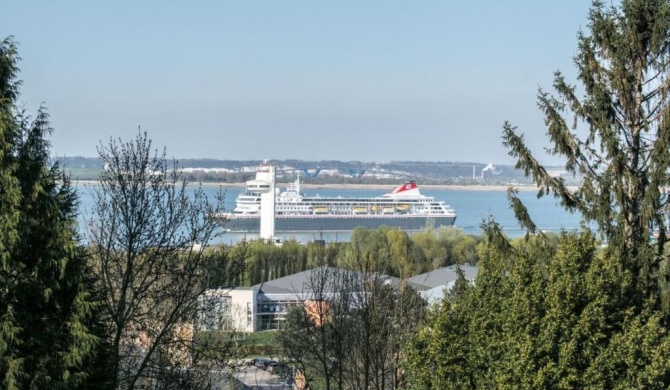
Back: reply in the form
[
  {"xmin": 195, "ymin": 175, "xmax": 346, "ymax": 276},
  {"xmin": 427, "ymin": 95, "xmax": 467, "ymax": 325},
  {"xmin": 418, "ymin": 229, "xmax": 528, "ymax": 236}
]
[
  {"xmin": 502, "ymin": 0, "xmax": 670, "ymax": 289},
  {"xmin": 405, "ymin": 1, "xmax": 670, "ymax": 388},
  {"xmin": 0, "ymin": 36, "xmax": 101, "ymax": 389}
]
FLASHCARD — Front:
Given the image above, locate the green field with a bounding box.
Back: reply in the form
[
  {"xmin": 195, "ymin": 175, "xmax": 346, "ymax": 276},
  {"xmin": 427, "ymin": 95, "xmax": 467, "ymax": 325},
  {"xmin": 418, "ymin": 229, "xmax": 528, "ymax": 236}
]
[{"xmin": 236, "ymin": 330, "xmax": 281, "ymax": 358}]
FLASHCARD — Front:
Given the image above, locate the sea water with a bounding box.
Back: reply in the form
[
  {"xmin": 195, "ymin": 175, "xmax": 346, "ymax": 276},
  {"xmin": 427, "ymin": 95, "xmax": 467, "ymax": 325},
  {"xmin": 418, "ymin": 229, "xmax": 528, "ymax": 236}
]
[{"xmin": 74, "ymin": 183, "xmax": 588, "ymax": 244}]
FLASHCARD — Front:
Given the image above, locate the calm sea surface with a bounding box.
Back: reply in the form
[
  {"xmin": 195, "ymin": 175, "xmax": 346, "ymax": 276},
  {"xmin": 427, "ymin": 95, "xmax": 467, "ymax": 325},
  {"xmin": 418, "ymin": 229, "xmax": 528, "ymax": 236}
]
[{"xmin": 73, "ymin": 183, "xmax": 587, "ymax": 244}]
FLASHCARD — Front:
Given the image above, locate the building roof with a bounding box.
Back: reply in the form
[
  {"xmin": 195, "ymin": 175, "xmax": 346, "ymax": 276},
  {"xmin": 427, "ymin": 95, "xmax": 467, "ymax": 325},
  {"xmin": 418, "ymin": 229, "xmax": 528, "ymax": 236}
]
[
  {"xmin": 243, "ymin": 265, "xmax": 477, "ymax": 303},
  {"xmin": 253, "ymin": 266, "xmax": 401, "ymax": 300},
  {"xmin": 408, "ymin": 264, "xmax": 479, "ymax": 290},
  {"xmin": 252, "ymin": 266, "xmax": 330, "ymax": 295},
  {"xmin": 408, "ymin": 264, "xmax": 479, "ymax": 304}
]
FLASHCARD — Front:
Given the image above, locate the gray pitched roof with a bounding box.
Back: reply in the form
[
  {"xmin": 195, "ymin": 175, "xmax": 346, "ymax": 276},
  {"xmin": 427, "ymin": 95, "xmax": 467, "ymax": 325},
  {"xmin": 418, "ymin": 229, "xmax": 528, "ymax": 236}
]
[
  {"xmin": 252, "ymin": 266, "xmax": 333, "ymax": 295},
  {"xmin": 253, "ymin": 266, "xmax": 401, "ymax": 299},
  {"xmin": 408, "ymin": 264, "xmax": 479, "ymax": 290},
  {"xmin": 246, "ymin": 265, "xmax": 476, "ymax": 303}
]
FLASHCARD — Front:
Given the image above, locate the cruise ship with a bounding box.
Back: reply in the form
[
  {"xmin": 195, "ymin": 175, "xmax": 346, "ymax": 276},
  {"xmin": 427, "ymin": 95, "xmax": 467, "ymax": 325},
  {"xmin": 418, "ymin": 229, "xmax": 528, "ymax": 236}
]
[{"xmin": 220, "ymin": 172, "xmax": 457, "ymax": 232}]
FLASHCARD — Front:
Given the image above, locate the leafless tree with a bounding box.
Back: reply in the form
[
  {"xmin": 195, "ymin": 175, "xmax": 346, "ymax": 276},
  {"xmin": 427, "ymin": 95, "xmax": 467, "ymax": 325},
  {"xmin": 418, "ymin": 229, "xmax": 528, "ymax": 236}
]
[
  {"xmin": 343, "ymin": 250, "xmax": 425, "ymax": 390},
  {"xmin": 278, "ymin": 265, "xmax": 353, "ymax": 390},
  {"xmin": 279, "ymin": 244, "xmax": 425, "ymax": 390},
  {"xmin": 89, "ymin": 131, "xmax": 242, "ymax": 389}
]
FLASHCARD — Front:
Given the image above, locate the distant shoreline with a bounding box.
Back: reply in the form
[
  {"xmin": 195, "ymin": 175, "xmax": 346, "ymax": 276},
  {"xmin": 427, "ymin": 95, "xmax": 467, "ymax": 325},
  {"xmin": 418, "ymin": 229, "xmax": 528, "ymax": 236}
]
[{"xmin": 73, "ymin": 180, "xmax": 546, "ymax": 192}]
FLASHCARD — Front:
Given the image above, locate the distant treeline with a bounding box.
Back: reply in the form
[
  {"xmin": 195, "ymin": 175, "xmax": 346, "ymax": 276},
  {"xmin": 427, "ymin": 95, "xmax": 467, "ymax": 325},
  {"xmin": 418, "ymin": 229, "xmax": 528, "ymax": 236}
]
[
  {"xmin": 56, "ymin": 157, "xmax": 575, "ymax": 185},
  {"xmin": 221, "ymin": 226, "xmax": 490, "ymax": 287}
]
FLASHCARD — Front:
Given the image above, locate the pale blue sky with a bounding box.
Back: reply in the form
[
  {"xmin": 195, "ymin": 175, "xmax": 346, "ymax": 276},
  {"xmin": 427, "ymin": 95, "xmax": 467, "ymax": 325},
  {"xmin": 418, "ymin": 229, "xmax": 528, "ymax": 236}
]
[{"xmin": 3, "ymin": 1, "xmax": 591, "ymax": 164}]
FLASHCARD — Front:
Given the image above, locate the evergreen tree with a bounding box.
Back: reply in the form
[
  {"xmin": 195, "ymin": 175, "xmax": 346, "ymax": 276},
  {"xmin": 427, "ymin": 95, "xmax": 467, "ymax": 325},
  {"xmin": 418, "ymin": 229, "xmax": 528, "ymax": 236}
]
[
  {"xmin": 405, "ymin": 229, "xmax": 670, "ymax": 389},
  {"xmin": 502, "ymin": 0, "xmax": 670, "ymax": 292},
  {"xmin": 405, "ymin": 1, "xmax": 670, "ymax": 388},
  {"xmin": 0, "ymin": 37, "xmax": 102, "ymax": 389}
]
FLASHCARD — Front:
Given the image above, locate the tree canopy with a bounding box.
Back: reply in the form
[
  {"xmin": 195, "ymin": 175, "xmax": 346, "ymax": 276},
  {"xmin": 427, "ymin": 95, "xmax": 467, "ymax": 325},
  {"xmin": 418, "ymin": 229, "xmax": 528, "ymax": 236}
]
[
  {"xmin": 406, "ymin": 230, "xmax": 670, "ymax": 389},
  {"xmin": 0, "ymin": 36, "xmax": 102, "ymax": 389},
  {"xmin": 503, "ymin": 0, "xmax": 670, "ymax": 262},
  {"xmin": 406, "ymin": 1, "xmax": 670, "ymax": 388},
  {"xmin": 89, "ymin": 131, "xmax": 240, "ymax": 389}
]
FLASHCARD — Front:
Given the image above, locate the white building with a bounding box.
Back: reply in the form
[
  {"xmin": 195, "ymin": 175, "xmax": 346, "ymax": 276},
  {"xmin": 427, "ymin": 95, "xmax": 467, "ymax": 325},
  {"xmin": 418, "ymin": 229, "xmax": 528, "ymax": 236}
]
[
  {"xmin": 199, "ymin": 264, "xmax": 478, "ymax": 332},
  {"xmin": 198, "ymin": 288, "xmax": 255, "ymax": 333}
]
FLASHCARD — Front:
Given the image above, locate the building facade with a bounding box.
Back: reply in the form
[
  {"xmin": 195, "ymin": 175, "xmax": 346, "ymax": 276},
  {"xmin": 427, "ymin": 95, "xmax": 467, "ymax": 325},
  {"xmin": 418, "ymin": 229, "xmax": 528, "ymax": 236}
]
[{"xmin": 200, "ymin": 265, "xmax": 478, "ymax": 332}]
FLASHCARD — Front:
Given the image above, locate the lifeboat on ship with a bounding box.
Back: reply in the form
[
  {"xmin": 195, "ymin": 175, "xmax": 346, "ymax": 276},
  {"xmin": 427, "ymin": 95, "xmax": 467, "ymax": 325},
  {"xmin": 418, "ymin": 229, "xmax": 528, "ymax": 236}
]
[
  {"xmin": 396, "ymin": 204, "xmax": 410, "ymax": 211},
  {"xmin": 353, "ymin": 207, "xmax": 368, "ymax": 215}
]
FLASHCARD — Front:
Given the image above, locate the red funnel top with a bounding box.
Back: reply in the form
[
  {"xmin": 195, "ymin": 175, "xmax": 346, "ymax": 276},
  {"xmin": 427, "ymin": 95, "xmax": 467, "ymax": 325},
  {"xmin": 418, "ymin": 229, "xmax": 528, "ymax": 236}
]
[{"xmin": 391, "ymin": 181, "xmax": 418, "ymax": 194}]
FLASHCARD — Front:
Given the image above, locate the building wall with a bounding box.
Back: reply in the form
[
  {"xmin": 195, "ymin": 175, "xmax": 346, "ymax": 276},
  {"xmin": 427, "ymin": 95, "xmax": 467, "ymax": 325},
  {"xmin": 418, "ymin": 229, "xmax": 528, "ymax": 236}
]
[
  {"xmin": 228, "ymin": 289, "xmax": 256, "ymax": 333},
  {"xmin": 305, "ymin": 300, "xmax": 331, "ymax": 326},
  {"xmin": 199, "ymin": 288, "xmax": 256, "ymax": 333}
]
